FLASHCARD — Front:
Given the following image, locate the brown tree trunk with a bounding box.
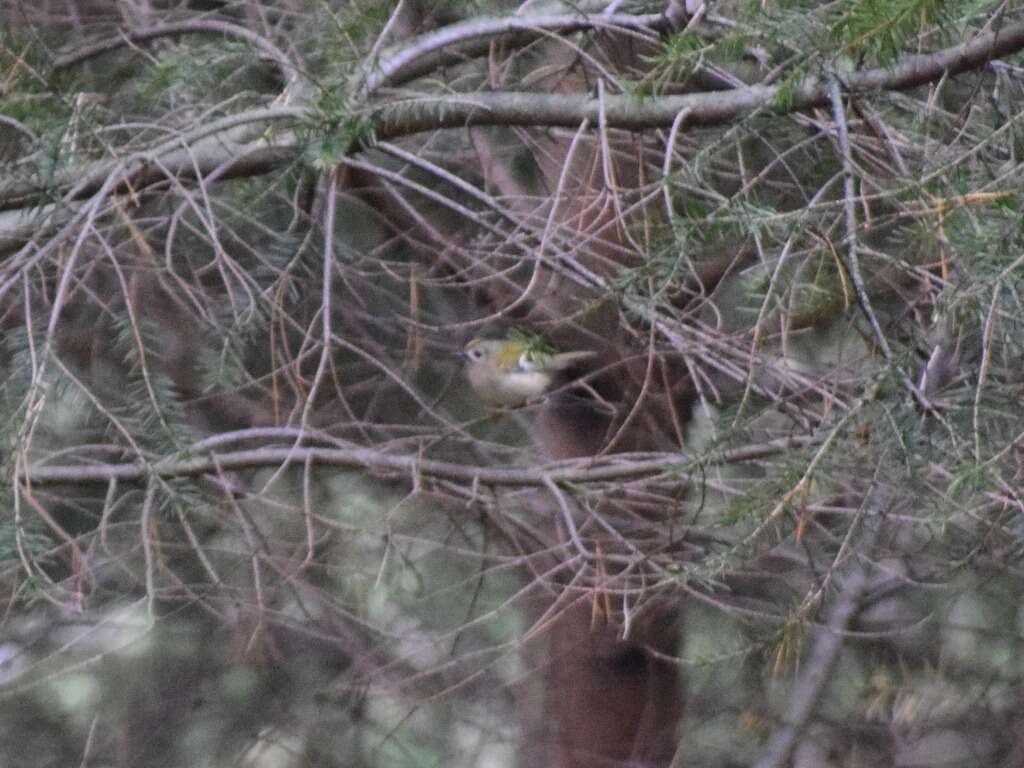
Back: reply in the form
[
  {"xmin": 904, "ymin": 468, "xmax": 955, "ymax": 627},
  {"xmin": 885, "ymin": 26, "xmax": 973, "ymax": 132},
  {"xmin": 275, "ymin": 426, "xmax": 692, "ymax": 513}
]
[{"xmin": 520, "ymin": 601, "xmax": 683, "ymax": 768}]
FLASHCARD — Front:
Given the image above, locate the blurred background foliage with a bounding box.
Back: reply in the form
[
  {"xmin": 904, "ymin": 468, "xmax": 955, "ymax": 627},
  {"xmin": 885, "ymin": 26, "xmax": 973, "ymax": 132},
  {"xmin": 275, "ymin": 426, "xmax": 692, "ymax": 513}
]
[{"xmin": 2, "ymin": 0, "xmax": 1024, "ymax": 766}]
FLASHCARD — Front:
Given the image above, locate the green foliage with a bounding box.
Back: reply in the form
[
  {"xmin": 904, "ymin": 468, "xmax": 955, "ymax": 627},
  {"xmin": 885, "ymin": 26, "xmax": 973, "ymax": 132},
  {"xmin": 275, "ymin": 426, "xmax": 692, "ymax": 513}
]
[
  {"xmin": 0, "ymin": 488, "xmax": 50, "ymax": 570},
  {"xmin": 610, "ymin": 238, "xmax": 680, "ymax": 304},
  {"xmin": 783, "ymin": 244, "xmax": 852, "ymax": 330},
  {"xmin": 316, "ymin": 0, "xmax": 400, "ymax": 56},
  {"xmin": 190, "ymin": 318, "xmax": 250, "ymax": 395},
  {"xmin": 830, "ymin": 0, "xmax": 949, "ymax": 64},
  {"xmin": 635, "ymin": 30, "xmax": 754, "ymax": 96},
  {"xmin": 2, "ymin": 0, "xmax": 1024, "ymax": 765},
  {"xmin": 713, "ymin": 31, "xmax": 754, "ymax": 64},
  {"xmin": 942, "ymin": 199, "xmax": 1024, "ymax": 280},
  {"xmin": 636, "ymin": 31, "xmax": 708, "ymax": 94},
  {"xmin": 0, "ymin": 91, "xmax": 66, "ymax": 150},
  {"xmin": 770, "ymin": 63, "xmax": 807, "ymax": 112},
  {"xmin": 108, "ymin": 312, "xmax": 192, "ymax": 453},
  {"xmin": 133, "ymin": 41, "xmax": 257, "ymax": 110},
  {"xmin": 947, "ymin": 461, "xmax": 988, "ymax": 499},
  {"xmin": 301, "ymin": 82, "xmax": 376, "ymax": 169},
  {"xmin": 0, "ymin": 30, "xmax": 53, "ymax": 97}
]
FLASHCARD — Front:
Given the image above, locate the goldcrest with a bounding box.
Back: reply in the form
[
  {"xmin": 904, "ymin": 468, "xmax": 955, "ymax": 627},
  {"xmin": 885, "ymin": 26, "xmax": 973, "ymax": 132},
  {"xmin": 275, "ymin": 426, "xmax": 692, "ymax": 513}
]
[{"xmin": 463, "ymin": 337, "xmax": 595, "ymax": 407}]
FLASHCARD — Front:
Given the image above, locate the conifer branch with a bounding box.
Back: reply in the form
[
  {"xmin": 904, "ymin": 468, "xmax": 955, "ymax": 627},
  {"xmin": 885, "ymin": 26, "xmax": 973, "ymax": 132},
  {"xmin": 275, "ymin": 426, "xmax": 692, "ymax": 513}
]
[
  {"xmin": 19, "ymin": 434, "xmax": 815, "ymax": 487},
  {"xmin": 3, "ymin": 20, "xmax": 1022, "ymax": 220}
]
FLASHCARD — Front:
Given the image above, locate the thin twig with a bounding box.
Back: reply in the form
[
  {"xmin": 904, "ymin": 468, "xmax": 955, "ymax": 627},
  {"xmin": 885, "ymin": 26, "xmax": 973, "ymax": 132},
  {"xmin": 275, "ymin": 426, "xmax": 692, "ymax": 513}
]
[
  {"xmin": 751, "ymin": 515, "xmax": 880, "ymax": 768},
  {"xmin": 828, "ymin": 79, "xmax": 932, "ymax": 411}
]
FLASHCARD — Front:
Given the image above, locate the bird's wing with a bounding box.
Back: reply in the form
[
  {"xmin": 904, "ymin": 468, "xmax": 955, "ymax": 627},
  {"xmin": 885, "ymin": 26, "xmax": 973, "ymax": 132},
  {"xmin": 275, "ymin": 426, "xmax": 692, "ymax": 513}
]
[
  {"xmin": 516, "ymin": 350, "xmax": 540, "ymax": 372},
  {"xmin": 519, "ymin": 349, "xmax": 596, "ymax": 371},
  {"xmin": 549, "ymin": 350, "xmax": 597, "ymax": 370}
]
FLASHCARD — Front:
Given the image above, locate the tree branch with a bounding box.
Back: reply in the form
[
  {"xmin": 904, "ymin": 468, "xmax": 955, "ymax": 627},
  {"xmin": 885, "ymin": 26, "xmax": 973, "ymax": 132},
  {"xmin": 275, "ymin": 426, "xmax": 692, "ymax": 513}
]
[
  {"xmin": 751, "ymin": 522, "xmax": 878, "ymax": 768},
  {"xmin": 0, "ymin": 106, "xmax": 302, "ymax": 215},
  {"xmin": 3, "ymin": 20, "xmax": 1022, "ymax": 224},
  {"xmin": 52, "ymin": 19, "xmax": 297, "ymax": 82},
  {"xmin": 370, "ymin": 19, "xmax": 1024, "ymax": 137},
  {"xmin": 363, "ymin": 11, "xmax": 673, "ymax": 94},
  {"xmin": 18, "ymin": 433, "xmax": 815, "ymax": 487}
]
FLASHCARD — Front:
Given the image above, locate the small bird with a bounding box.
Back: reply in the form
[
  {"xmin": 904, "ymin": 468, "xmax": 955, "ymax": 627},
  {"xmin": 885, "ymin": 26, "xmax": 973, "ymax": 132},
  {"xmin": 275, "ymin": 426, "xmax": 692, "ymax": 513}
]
[{"xmin": 463, "ymin": 336, "xmax": 596, "ymax": 407}]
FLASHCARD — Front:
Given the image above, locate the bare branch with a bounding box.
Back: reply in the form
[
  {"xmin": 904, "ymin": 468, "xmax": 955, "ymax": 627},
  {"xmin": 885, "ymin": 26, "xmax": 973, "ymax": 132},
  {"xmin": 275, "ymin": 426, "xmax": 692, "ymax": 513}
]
[
  {"xmin": 52, "ymin": 19, "xmax": 298, "ymax": 85},
  {"xmin": 752, "ymin": 520, "xmax": 879, "ymax": 768},
  {"xmin": 19, "ymin": 433, "xmax": 817, "ymax": 487},
  {"xmin": 4, "ymin": 20, "xmax": 1022, "ymax": 220}
]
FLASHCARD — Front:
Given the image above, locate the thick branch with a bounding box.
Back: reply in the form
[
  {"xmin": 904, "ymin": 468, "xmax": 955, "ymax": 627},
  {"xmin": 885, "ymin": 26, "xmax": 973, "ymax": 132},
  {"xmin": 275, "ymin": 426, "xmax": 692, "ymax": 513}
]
[
  {"xmin": 0, "ymin": 107, "xmax": 302, "ymax": 215},
  {"xmin": 364, "ymin": 11, "xmax": 671, "ymax": 93},
  {"xmin": 18, "ymin": 434, "xmax": 814, "ymax": 487},
  {"xmin": 371, "ymin": 19, "xmax": 1024, "ymax": 137},
  {"xmin": 3, "ymin": 20, "xmax": 1022, "ymax": 221}
]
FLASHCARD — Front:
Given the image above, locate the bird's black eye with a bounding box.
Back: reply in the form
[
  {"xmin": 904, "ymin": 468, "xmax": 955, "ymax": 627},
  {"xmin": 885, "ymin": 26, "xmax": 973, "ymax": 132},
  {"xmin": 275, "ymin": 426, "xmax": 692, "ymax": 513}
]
[{"xmin": 468, "ymin": 347, "xmax": 483, "ymax": 360}]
